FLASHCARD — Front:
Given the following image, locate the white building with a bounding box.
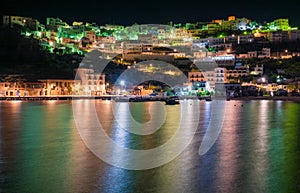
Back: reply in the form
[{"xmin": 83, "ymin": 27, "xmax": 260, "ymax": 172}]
[
  {"xmin": 214, "ymin": 68, "xmax": 227, "ymax": 83},
  {"xmin": 201, "ymin": 67, "xmax": 227, "ymax": 91},
  {"xmin": 258, "ymin": 48, "xmax": 271, "ymax": 58},
  {"xmin": 250, "ymin": 65, "xmax": 264, "ymax": 75},
  {"xmin": 75, "ymin": 68, "xmax": 106, "ymax": 95}
]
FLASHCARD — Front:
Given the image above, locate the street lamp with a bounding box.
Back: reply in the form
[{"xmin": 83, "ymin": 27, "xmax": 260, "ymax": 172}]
[{"xmin": 120, "ymin": 80, "xmax": 126, "ymax": 94}]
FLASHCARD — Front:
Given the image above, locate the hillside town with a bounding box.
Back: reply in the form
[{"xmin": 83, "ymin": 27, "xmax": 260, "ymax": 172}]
[{"xmin": 1, "ymin": 15, "xmax": 300, "ymax": 98}]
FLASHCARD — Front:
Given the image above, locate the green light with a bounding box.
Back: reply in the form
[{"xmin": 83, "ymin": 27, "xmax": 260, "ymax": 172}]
[{"xmin": 36, "ymin": 31, "xmax": 42, "ymax": 38}]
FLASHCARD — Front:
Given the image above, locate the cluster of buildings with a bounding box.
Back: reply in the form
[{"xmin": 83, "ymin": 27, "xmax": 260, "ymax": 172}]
[
  {"xmin": 2, "ymin": 15, "xmax": 300, "ymax": 97},
  {"xmin": 0, "ymin": 68, "xmax": 106, "ymax": 97},
  {"xmin": 0, "ymin": 63, "xmax": 297, "ymax": 97},
  {"xmin": 3, "ymin": 15, "xmax": 300, "ymax": 57}
]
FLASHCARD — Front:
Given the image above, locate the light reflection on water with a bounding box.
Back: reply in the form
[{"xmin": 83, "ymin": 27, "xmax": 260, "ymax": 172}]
[{"xmin": 0, "ymin": 100, "xmax": 299, "ymax": 193}]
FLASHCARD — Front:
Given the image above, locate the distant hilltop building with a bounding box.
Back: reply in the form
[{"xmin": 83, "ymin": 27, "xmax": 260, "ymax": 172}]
[
  {"xmin": 3, "ymin": 15, "xmax": 39, "ymax": 30},
  {"xmin": 228, "ymin": 16, "xmax": 236, "ymax": 21}
]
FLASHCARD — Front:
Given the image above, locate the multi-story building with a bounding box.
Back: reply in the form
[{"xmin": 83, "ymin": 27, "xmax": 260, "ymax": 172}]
[
  {"xmin": 122, "ymin": 44, "xmax": 175, "ymax": 62},
  {"xmin": 75, "ymin": 68, "xmax": 106, "ymax": 96},
  {"xmin": 274, "ymin": 19, "xmax": 290, "ymax": 31},
  {"xmin": 207, "ymin": 23, "xmax": 219, "ymax": 34},
  {"xmin": 85, "ymin": 31, "xmax": 97, "ymax": 43},
  {"xmin": 250, "ymin": 65, "xmax": 264, "ymax": 75},
  {"xmin": 226, "ymin": 66, "xmax": 249, "ymax": 82},
  {"xmin": 243, "ymin": 48, "xmax": 271, "ymax": 59},
  {"xmin": 258, "ymin": 48, "xmax": 271, "ymax": 58},
  {"xmin": 214, "ymin": 55, "xmax": 235, "ymax": 66},
  {"xmin": 188, "ymin": 71, "xmax": 205, "ymax": 82},
  {"xmin": 46, "ymin": 18, "xmax": 69, "ymax": 31},
  {"xmin": 290, "ymin": 30, "xmax": 300, "ymax": 41},
  {"xmin": 228, "ymin": 16, "xmax": 236, "ymax": 21},
  {"xmin": 248, "ymin": 51, "xmax": 258, "ymax": 58},
  {"xmin": 200, "ymin": 67, "xmax": 227, "ymax": 91},
  {"xmin": 214, "ymin": 67, "xmax": 227, "ymax": 84},
  {"xmin": 268, "ymin": 31, "xmax": 289, "ymax": 42},
  {"xmin": 0, "ymin": 81, "xmax": 44, "ymax": 97},
  {"xmin": 3, "ymin": 15, "xmax": 39, "ymax": 30},
  {"xmin": 225, "ymin": 35, "xmax": 254, "ymax": 44},
  {"xmin": 0, "ymin": 82, "xmax": 11, "ymax": 96},
  {"xmin": 39, "ymin": 79, "xmax": 80, "ymax": 96},
  {"xmin": 138, "ymin": 34, "xmax": 157, "ymax": 44}
]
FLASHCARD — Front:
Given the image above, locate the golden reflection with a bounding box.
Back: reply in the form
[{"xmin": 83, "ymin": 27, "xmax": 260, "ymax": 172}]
[
  {"xmin": 217, "ymin": 101, "xmax": 240, "ymax": 192},
  {"xmin": 252, "ymin": 100, "xmax": 269, "ymax": 190},
  {"xmin": 9, "ymin": 100, "xmax": 22, "ymax": 113},
  {"xmin": 257, "ymin": 100, "xmax": 269, "ymax": 152},
  {"xmin": 70, "ymin": 100, "xmax": 103, "ymax": 192}
]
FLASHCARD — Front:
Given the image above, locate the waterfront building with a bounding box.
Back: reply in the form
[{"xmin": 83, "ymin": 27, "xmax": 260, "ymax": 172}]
[
  {"xmin": 39, "ymin": 79, "xmax": 80, "ymax": 96},
  {"xmin": 0, "ymin": 81, "xmax": 44, "ymax": 97},
  {"xmin": 75, "ymin": 68, "xmax": 106, "ymax": 96},
  {"xmin": 0, "ymin": 82, "xmax": 11, "ymax": 96}
]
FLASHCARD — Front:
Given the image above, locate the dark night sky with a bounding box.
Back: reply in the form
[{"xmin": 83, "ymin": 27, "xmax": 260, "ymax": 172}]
[{"xmin": 1, "ymin": 0, "xmax": 300, "ymax": 26}]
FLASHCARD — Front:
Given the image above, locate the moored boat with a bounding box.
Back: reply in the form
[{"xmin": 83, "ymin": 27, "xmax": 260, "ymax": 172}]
[{"xmin": 165, "ymin": 96, "xmax": 180, "ymax": 105}]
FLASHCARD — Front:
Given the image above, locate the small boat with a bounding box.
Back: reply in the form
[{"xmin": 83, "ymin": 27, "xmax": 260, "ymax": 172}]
[
  {"xmin": 113, "ymin": 96, "xmax": 130, "ymax": 102},
  {"xmin": 205, "ymin": 96, "xmax": 212, "ymax": 101},
  {"xmin": 129, "ymin": 97, "xmax": 144, "ymax": 102},
  {"xmin": 165, "ymin": 97, "xmax": 180, "ymax": 105}
]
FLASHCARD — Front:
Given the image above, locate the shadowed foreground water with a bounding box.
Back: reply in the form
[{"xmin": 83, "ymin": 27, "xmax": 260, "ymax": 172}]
[{"xmin": 0, "ymin": 100, "xmax": 299, "ymax": 193}]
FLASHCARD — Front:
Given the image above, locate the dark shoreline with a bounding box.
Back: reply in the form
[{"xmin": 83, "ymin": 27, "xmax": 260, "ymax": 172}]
[
  {"xmin": 1, "ymin": 96, "xmax": 300, "ymax": 102},
  {"xmin": 231, "ymin": 96, "xmax": 300, "ymax": 102}
]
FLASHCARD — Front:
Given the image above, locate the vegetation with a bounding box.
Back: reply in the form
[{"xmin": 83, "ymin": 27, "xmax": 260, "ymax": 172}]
[
  {"xmin": 243, "ymin": 57, "xmax": 300, "ymax": 83},
  {"xmin": 0, "ymin": 27, "xmax": 82, "ymax": 80}
]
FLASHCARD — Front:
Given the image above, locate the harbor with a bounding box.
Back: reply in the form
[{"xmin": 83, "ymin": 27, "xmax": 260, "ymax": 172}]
[{"xmin": 0, "ymin": 95, "xmax": 212, "ymax": 101}]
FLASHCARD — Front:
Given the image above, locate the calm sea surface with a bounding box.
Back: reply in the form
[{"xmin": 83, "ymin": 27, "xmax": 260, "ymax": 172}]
[{"xmin": 0, "ymin": 100, "xmax": 299, "ymax": 193}]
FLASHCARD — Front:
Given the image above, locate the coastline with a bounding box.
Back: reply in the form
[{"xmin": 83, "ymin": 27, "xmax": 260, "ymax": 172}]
[
  {"xmin": 1, "ymin": 95, "xmax": 300, "ymax": 102},
  {"xmin": 231, "ymin": 96, "xmax": 300, "ymax": 102}
]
